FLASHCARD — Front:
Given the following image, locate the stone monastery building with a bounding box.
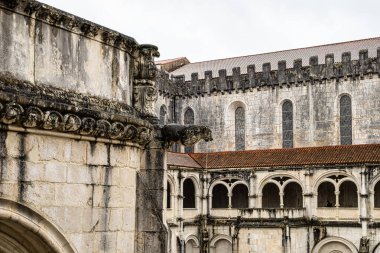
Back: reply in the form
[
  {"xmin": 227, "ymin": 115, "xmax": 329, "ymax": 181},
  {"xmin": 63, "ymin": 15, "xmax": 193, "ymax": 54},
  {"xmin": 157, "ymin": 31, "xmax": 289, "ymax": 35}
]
[
  {"xmin": 0, "ymin": 0, "xmax": 380, "ymax": 253},
  {"xmin": 156, "ymin": 38, "xmax": 380, "ymax": 253}
]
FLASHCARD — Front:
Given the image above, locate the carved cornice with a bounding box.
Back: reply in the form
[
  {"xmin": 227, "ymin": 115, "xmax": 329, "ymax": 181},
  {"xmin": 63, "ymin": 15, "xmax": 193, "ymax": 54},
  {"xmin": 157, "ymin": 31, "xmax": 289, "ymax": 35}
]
[
  {"xmin": 0, "ymin": 0, "xmax": 138, "ymax": 54},
  {"xmin": 0, "ymin": 73, "xmax": 153, "ymax": 146}
]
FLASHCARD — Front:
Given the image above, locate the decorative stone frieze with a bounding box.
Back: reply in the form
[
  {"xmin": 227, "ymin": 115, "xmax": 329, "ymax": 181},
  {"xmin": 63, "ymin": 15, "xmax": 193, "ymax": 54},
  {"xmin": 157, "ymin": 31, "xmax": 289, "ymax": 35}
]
[{"xmin": 0, "ymin": 73, "xmax": 153, "ymax": 145}]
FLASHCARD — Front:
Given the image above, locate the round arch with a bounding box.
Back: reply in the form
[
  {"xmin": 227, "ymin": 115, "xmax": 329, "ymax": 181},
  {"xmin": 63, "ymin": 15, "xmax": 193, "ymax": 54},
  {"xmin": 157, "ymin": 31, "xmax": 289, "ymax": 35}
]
[
  {"xmin": 313, "ymin": 171, "xmax": 359, "ymax": 194},
  {"xmin": 311, "ymin": 236, "xmax": 357, "ymax": 253},
  {"xmin": 258, "ymin": 173, "xmax": 304, "ymax": 194},
  {"xmin": 209, "ymin": 234, "xmax": 233, "ymax": 247},
  {"xmin": 0, "ymin": 198, "xmax": 77, "ymax": 253},
  {"xmin": 185, "ymin": 234, "xmax": 200, "ymax": 247}
]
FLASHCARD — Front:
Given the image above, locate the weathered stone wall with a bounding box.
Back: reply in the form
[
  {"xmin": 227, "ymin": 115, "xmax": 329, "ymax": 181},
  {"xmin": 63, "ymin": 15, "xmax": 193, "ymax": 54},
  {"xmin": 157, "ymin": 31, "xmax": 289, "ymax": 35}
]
[
  {"xmin": 157, "ymin": 75, "xmax": 380, "ymax": 152},
  {"xmin": 0, "ymin": 130, "xmax": 141, "ymax": 252},
  {"xmin": 0, "ymin": 1, "xmax": 134, "ymax": 102}
]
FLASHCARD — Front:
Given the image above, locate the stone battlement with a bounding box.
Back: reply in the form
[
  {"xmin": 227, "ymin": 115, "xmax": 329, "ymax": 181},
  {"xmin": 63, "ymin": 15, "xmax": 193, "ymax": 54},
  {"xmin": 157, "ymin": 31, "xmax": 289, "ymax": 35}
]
[{"xmin": 158, "ymin": 49, "xmax": 380, "ymax": 97}]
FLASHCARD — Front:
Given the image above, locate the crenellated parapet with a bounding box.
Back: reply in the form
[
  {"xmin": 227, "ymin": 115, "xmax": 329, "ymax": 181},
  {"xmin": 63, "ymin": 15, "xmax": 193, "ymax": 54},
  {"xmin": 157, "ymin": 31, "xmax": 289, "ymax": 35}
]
[{"xmin": 158, "ymin": 49, "xmax": 380, "ymax": 98}]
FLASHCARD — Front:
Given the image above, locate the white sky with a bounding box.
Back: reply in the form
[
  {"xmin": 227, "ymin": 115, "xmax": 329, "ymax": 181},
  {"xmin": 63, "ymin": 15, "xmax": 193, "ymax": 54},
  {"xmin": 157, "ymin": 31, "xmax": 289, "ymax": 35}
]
[{"xmin": 39, "ymin": 0, "xmax": 380, "ymax": 63}]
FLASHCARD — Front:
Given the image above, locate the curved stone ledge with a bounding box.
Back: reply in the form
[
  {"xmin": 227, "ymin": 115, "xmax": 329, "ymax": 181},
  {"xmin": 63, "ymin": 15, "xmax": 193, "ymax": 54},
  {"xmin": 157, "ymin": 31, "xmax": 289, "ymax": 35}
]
[{"xmin": 0, "ymin": 74, "xmax": 154, "ymax": 145}]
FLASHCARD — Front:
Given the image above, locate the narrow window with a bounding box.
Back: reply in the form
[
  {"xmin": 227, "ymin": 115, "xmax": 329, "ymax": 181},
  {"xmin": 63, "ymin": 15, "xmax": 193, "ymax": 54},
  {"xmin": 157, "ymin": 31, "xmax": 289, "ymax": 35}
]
[
  {"xmin": 262, "ymin": 183, "xmax": 280, "ymax": 208},
  {"xmin": 282, "ymin": 100, "xmax": 293, "ymax": 148},
  {"xmin": 212, "ymin": 184, "xmax": 229, "ymax": 208},
  {"xmin": 375, "ymin": 181, "xmax": 380, "ymax": 208},
  {"xmin": 183, "ymin": 178, "xmax": 196, "ymax": 208},
  {"xmin": 317, "ymin": 182, "xmax": 335, "ymax": 207},
  {"xmin": 184, "ymin": 108, "xmax": 194, "ymax": 153},
  {"xmin": 235, "ymin": 107, "xmax": 245, "ymax": 150},
  {"xmin": 283, "ymin": 182, "xmax": 303, "ymax": 208},
  {"xmin": 340, "ymin": 95, "xmax": 352, "ymax": 145},
  {"xmin": 231, "ymin": 184, "xmax": 249, "ymax": 208},
  {"xmin": 339, "ymin": 181, "xmax": 357, "ymax": 207},
  {"xmin": 167, "ymin": 182, "xmax": 171, "ymax": 208},
  {"xmin": 159, "ymin": 105, "xmax": 167, "ymax": 125}
]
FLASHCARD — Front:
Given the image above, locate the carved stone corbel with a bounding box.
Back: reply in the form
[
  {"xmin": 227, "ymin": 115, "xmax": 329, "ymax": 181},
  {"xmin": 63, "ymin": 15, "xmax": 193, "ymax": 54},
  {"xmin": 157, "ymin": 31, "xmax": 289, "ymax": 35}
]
[{"xmin": 132, "ymin": 44, "xmax": 160, "ymax": 119}]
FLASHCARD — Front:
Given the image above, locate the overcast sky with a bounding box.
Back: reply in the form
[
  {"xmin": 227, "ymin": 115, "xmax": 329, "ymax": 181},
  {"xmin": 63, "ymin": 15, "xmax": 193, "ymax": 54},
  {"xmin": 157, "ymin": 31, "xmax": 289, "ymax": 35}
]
[{"xmin": 39, "ymin": 0, "xmax": 380, "ymax": 63}]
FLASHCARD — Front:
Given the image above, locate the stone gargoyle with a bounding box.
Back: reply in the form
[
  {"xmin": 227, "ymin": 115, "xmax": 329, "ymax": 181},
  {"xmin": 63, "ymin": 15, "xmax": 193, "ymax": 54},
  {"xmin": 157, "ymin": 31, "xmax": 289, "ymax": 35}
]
[{"xmin": 161, "ymin": 124, "xmax": 213, "ymax": 147}]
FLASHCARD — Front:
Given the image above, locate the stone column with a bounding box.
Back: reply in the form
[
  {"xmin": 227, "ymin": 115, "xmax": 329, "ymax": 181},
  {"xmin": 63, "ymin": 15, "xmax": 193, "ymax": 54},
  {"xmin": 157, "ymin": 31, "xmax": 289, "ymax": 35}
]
[
  {"xmin": 359, "ymin": 166, "xmax": 370, "ymax": 253},
  {"xmin": 249, "ymin": 172, "xmax": 256, "ymax": 208}
]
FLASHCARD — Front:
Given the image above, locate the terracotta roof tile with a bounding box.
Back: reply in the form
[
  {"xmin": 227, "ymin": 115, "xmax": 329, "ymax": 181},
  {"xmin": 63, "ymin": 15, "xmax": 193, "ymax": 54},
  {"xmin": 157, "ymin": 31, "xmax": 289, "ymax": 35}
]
[
  {"xmin": 167, "ymin": 152, "xmax": 202, "ymax": 168},
  {"xmin": 170, "ymin": 144, "xmax": 380, "ymax": 169}
]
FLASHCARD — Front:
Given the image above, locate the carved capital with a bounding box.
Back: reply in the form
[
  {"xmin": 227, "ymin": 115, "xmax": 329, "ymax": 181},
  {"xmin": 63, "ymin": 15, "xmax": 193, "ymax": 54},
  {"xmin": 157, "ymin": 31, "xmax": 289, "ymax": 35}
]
[
  {"xmin": 134, "ymin": 44, "xmax": 160, "ymax": 80},
  {"xmin": 133, "ymin": 84, "xmax": 158, "ymax": 117}
]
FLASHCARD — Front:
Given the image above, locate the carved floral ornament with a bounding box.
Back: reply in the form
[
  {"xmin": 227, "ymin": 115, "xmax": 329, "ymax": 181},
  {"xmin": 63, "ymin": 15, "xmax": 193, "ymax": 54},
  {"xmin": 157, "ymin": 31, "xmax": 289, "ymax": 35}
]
[{"xmin": 0, "ymin": 102, "xmax": 153, "ymax": 145}]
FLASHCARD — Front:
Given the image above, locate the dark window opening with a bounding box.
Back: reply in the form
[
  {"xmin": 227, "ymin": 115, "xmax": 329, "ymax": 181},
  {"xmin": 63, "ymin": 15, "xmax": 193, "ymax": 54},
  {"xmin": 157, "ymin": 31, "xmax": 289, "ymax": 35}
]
[
  {"xmin": 317, "ymin": 182, "xmax": 336, "ymax": 207},
  {"xmin": 167, "ymin": 182, "xmax": 171, "ymax": 209},
  {"xmin": 235, "ymin": 107, "xmax": 245, "ymax": 151},
  {"xmin": 262, "ymin": 183, "xmax": 280, "ymax": 208},
  {"xmin": 212, "ymin": 184, "xmax": 229, "ymax": 208},
  {"xmin": 339, "ymin": 181, "xmax": 357, "ymax": 207},
  {"xmin": 340, "ymin": 95, "xmax": 352, "ymax": 145},
  {"xmin": 282, "ymin": 100, "xmax": 293, "ymax": 148},
  {"xmin": 184, "ymin": 108, "xmax": 195, "ymax": 153},
  {"xmin": 183, "ymin": 179, "xmax": 196, "ymax": 208},
  {"xmin": 375, "ymin": 181, "xmax": 380, "ymax": 208},
  {"xmin": 283, "ymin": 182, "xmax": 303, "ymax": 208},
  {"xmin": 159, "ymin": 105, "xmax": 167, "ymax": 125},
  {"xmin": 231, "ymin": 184, "xmax": 249, "ymax": 208}
]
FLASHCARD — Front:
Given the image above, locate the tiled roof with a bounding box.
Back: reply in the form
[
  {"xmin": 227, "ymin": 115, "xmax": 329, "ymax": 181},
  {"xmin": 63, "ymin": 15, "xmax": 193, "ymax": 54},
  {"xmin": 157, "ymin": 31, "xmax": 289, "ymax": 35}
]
[
  {"xmin": 167, "ymin": 144, "xmax": 380, "ymax": 169},
  {"xmin": 170, "ymin": 37, "xmax": 380, "ymax": 81},
  {"xmin": 167, "ymin": 152, "xmax": 202, "ymax": 168}
]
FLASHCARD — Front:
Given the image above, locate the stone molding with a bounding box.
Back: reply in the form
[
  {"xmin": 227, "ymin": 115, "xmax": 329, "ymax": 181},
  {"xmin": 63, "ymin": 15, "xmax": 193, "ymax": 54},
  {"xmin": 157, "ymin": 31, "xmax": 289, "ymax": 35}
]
[
  {"xmin": 0, "ymin": 74, "xmax": 153, "ymax": 145},
  {"xmin": 158, "ymin": 50, "xmax": 380, "ymax": 98},
  {"xmin": 0, "ymin": 0, "xmax": 138, "ymax": 54}
]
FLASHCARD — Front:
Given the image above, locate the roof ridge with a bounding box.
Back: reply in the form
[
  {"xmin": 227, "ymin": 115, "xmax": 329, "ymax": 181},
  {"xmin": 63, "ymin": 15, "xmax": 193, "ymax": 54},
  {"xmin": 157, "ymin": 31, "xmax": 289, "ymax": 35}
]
[{"xmin": 174, "ymin": 37, "xmax": 380, "ymax": 67}]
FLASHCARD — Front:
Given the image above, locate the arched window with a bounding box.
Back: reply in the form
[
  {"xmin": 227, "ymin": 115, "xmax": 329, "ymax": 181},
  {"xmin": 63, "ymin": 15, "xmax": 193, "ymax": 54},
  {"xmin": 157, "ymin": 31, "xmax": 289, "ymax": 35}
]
[
  {"xmin": 375, "ymin": 181, "xmax": 380, "ymax": 208},
  {"xmin": 235, "ymin": 107, "xmax": 245, "ymax": 150},
  {"xmin": 262, "ymin": 183, "xmax": 280, "ymax": 208},
  {"xmin": 317, "ymin": 182, "xmax": 336, "ymax": 207},
  {"xmin": 282, "ymin": 100, "xmax": 293, "ymax": 148},
  {"xmin": 283, "ymin": 182, "xmax": 303, "ymax": 208},
  {"xmin": 159, "ymin": 105, "xmax": 167, "ymax": 125},
  {"xmin": 184, "ymin": 108, "xmax": 195, "ymax": 153},
  {"xmin": 231, "ymin": 184, "xmax": 249, "ymax": 208},
  {"xmin": 183, "ymin": 178, "xmax": 196, "ymax": 208},
  {"xmin": 212, "ymin": 184, "xmax": 229, "ymax": 208},
  {"xmin": 340, "ymin": 95, "xmax": 352, "ymax": 145},
  {"xmin": 339, "ymin": 181, "xmax": 357, "ymax": 207},
  {"xmin": 167, "ymin": 181, "xmax": 171, "ymax": 209}
]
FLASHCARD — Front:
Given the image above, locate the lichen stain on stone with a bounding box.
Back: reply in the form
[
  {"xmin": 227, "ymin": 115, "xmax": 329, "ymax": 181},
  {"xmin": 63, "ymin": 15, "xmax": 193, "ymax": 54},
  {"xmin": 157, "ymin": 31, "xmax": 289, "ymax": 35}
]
[
  {"xmin": 111, "ymin": 48, "xmax": 120, "ymax": 98},
  {"xmin": 17, "ymin": 133, "xmax": 27, "ymax": 202},
  {"xmin": 0, "ymin": 130, "xmax": 7, "ymax": 181}
]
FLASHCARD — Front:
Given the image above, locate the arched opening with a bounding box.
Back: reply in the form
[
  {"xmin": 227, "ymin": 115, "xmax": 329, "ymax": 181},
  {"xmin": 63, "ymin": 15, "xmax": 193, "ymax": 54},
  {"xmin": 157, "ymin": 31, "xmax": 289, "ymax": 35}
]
[
  {"xmin": 214, "ymin": 239, "xmax": 232, "ymax": 253},
  {"xmin": 184, "ymin": 108, "xmax": 195, "ymax": 153},
  {"xmin": 340, "ymin": 95, "xmax": 352, "ymax": 145},
  {"xmin": 167, "ymin": 181, "xmax": 171, "ymax": 209},
  {"xmin": 185, "ymin": 239, "xmax": 199, "ymax": 253},
  {"xmin": 282, "ymin": 100, "xmax": 293, "ymax": 148},
  {"xmin": 318, "ymin": 182, "xmax": 336, "ymax": 207},
  {"xmin": 231, "ymin": 184, "xmax": 249, "ymax": 208},
  {"xmin": 262, "ymin": 183, "xmax": 280, "ymax": 208},
  {"xmin": 283, "ymin": 182, "xmax": 303, "ymax": 208},
  {"xmin": 339, "ymin": 181, "xmax": 358, "ymax": 207},
  {"xmin": 235, "ymin": 107, "xmax": 245, "ymax": 151},
  {"xmin": 212, "ymin": 184, "xmax": 229, "ymax": 208},
  {"xmin": 374, "ymin": 181, "xmax": 380, "ymax": 208},
  {"xmin": 159, "ymin": 105, "xmax": 167, "ymax": 125},
  {"xmin": 183, "ymin": 178, "xmax": 196, "ymax": 208},
  {"xmin": 0, "ymin": 199, "xmax": 76, "ymax": 253},
  {"xmin": 311, "ymin": 236, "xmax": 357, "ymax": 253}
]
